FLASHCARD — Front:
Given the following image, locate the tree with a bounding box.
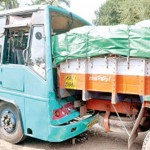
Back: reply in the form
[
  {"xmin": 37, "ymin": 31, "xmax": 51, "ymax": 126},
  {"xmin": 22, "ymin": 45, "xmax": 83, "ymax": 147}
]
[
  {"xmin": 0, "ymin": 0, "xmax": 70, "ymax": 10},
  {"xmin": 94, "ymin": 0, "xmax": 150, "ymax": 25},
  {"xmin": 119, "ymin": 0, "xmax": 143, "ymax": 25},
  {"xmin": 31, "ymin": 0, "xmax": 70, "ymax": 7},
  {"xmin": 94, "ymin": 0, "xmax": 123, "ymax": 25},
  {"xmin": 0, "ymin": 0, "xmax": 19, "ymax": 10}
]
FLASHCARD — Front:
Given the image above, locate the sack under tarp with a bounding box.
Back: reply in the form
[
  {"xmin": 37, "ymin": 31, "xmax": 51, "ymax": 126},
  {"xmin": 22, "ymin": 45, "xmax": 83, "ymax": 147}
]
[{"xmin": 53, "ymin": 21, "xmax": 150, "ymax": 65}]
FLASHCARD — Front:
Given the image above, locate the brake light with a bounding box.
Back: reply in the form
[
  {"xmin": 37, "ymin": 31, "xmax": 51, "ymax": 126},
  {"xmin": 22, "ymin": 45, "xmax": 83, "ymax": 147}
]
[
  {"xmin": 53, "ymin": 103, "xmax": 74, "ymax": 120},
  {"xmin": 55, "ymin": 110, "xmax": 61, "ymax": 117}
]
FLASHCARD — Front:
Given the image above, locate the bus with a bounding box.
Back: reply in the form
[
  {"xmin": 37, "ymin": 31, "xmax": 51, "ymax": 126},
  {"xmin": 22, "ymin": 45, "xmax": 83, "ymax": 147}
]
[{"xmin": 0, "ymin": 5, "xmax": 97, "ymax": 144}]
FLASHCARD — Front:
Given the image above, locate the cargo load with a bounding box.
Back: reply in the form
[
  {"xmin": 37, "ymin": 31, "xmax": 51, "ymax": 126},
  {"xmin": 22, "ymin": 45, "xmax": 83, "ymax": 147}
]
[{"xmin": 53, "ymin": 24, "xmax": 150, "ymax": 65}]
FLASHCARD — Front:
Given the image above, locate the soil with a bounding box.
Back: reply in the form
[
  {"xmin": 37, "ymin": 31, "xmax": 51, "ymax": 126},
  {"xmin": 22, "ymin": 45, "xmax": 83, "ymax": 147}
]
[{"xmin": 0, "ymin": 124, "xmax": 146, "ymax": 150}]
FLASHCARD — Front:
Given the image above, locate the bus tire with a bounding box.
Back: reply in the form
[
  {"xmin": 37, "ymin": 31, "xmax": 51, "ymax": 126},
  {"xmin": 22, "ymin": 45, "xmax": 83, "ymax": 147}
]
[
  {"xmin": 0, "ymin": 102, "xmax": 24, "ymax": 144},
  {"xmin": 142, "ymin": 131, "xmax": 150, "ymax": 150}
]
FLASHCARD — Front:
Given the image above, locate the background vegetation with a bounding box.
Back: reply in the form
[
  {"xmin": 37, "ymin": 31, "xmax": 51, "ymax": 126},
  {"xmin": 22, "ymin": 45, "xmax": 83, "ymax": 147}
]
[
  {"xmin": 0, "ymin": 0, "xmax": 70, "ymax": 10},
  {"xmin": 93, "ymin": 0, "xmax": 150, "ymax": 25}
]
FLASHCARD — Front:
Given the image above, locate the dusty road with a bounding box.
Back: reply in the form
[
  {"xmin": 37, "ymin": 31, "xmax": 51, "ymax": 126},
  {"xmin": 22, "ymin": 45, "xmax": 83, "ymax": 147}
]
[{"xmin": 0, "ymin": 125, "xmax": 146, "ymax": 150}]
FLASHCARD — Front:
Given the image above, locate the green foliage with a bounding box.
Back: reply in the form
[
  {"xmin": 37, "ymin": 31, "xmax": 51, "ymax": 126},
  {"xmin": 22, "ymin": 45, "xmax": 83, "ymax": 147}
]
[
  {"xmin": 94, "ymin": 0, "xmax": 150, "ymax": 25},
  {"xmin": 0, "ymin": 0, "xmax": 19, "ymax": 10},
  {"xmin": 0, "ymin": 0, "xmax": 70, "ymax": 10},
  {"xmin": 31, "ymin": 0, "xmax": 70, "ymax": 7},
  {"xmin": 94, "ymin": 0, "xmax": 122, "ymax": 25}
]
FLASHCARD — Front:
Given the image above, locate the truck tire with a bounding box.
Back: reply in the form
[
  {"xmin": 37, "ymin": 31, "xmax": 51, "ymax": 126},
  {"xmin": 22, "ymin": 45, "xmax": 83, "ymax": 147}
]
[
  {"xmin": 0, "ymin": 102, "xmax": 24, "ymax": 144},
  {"xmin": 142, "ymin": 131, "xmax": 150, "ymax": 150}
]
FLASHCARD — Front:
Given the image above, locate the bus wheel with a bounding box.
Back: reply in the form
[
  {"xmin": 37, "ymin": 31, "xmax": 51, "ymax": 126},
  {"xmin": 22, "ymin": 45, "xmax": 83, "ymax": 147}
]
[
  {"xmin": 0, "ymin": 102, "xmax": 24, "ymax": 144},
  {"xmin": 142, "ymin": 131, "xmax": 150, "ymax": 150}
]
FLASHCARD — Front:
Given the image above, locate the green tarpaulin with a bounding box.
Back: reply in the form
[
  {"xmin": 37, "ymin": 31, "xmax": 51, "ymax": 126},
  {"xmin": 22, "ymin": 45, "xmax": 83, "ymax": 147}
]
[{"xmin": 53, "ymin": 22, "xmax": 150, "ymax": 65}]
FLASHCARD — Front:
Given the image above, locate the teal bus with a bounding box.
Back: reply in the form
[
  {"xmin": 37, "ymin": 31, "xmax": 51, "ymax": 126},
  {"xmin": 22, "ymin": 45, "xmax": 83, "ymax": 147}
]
[{"xmin": 0, "ymin": 5, "xmax": 97, "ymax": 143}]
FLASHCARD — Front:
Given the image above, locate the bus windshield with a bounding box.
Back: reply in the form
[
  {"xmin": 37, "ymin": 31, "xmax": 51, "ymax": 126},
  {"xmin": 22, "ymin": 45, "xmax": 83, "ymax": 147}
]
[{"xmin": 51, "ymin": 11, "xmax": 90, "ymax": 35}]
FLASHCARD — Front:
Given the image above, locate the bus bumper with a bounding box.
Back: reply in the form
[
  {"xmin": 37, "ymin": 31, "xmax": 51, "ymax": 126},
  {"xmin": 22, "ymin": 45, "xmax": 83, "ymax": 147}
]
[{"xmin": 48, "ymin": 114, "xmax": 98, "ymax": 142}]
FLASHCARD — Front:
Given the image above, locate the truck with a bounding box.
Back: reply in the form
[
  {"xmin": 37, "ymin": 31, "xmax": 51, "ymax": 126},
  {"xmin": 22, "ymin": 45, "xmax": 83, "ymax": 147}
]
[
  {"xmin": 0, "ymin": 5, "xmax": 97, "ymax": 144},
  {"xmin": 53, "ymin": 24, "xmax": 150, "ymax": 150}
]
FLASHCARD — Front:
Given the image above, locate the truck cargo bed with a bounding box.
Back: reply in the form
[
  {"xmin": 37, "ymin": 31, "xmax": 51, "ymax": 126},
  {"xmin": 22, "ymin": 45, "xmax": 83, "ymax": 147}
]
[{"xmin": 59, "ymin": 57, "xmax": 150, "ymax": 103}]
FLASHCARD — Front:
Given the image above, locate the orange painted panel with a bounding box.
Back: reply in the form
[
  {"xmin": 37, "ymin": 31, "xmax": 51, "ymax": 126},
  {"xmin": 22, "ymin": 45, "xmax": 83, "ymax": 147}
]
[
  {"xmin": 86, "ymin": 74, "xmax": 112, "ymax": 92},
  {"xmin": 145, "ymin": 76, "xmax": 150, "ymax": 95},
  {"xmin": 59, "ymin": 73, "xmax": 150, "ymax": 95},
  {"xmin": 117, "ymin": 75, "xmax": 141, "ymax": 94}
]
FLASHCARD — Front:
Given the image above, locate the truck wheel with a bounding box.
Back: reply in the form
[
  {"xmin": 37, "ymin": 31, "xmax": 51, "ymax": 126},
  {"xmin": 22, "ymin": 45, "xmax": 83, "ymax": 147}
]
[
  {"xmin": 142, "ymin": 131, "xmax": 150, "ymax": 150},
  {"xmin": 0, "ymin": 102, "xmax": 24, "ymax": 143}
]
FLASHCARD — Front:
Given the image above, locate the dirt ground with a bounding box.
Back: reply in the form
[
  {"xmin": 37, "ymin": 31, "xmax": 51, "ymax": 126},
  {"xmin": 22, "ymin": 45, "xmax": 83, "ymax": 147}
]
[{"xmin": 0, "ymin": 124, "xmax": 146, "ymax": 150}]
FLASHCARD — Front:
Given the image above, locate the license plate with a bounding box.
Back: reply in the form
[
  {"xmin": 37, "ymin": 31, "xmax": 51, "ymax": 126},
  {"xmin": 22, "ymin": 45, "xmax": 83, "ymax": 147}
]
[{"xmin": 87, "ymin": 119, "xmax": 97, "ymax": 128}]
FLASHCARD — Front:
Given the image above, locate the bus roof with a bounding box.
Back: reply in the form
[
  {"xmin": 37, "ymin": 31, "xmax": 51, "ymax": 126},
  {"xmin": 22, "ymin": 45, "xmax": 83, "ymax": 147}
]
[
  {"xmin": 0, "ymin": 5, "xmax": 45, "ymax": 17},
  {"xmin": 0, "ymin": 5, "xmax": 91, "ymax": 25}
]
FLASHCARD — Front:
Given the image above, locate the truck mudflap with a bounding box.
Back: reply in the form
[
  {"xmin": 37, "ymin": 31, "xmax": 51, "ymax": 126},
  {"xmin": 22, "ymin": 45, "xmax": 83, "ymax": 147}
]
[{"xmin": 48, "ymin": 114, "xmax": 98, "ymax": 142}]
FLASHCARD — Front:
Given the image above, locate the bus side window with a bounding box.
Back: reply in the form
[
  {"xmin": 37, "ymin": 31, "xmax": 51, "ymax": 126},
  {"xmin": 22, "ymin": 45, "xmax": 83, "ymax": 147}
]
[
  {"xmin": 28, "ymin": 26, "xmax": 45, "ymax": 78},
  {"xmin": 0, "ymin": 17, "xmax": 6, "ymax": 63},
  {"xmin": 3, "ymin": 28, "xmax": 29, "ymax": 65}
]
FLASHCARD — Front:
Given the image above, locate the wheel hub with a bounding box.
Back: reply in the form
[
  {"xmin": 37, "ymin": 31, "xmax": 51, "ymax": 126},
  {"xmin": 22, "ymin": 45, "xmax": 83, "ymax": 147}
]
[{"xmin": 1, "ymin": 110, "xmax": 16, "ymax": 133}]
